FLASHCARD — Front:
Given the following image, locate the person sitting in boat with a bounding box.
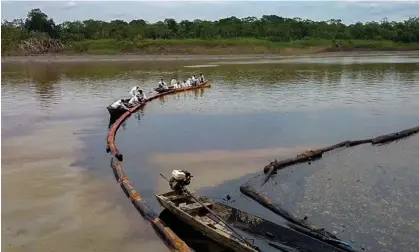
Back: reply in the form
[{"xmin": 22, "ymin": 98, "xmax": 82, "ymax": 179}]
[
  {"xmin": 138, "ymin": 89, "xmax": 147, "ymax": 101},
  {"xmin": 186, "ymin": 78, "xmax": 191, "ymax": 87},
  {"xmin": 128, "ymin": 94, "xmax": 140, "ymax": 107},
  {"xmin": 181, "ymin": 80, "xmax": 187, "ymax": 87},
  {"xmin": 170, "ymin": 78, "xmax": 178, "ymax": 88},
  {"xmin": 130, "ymin": 86, "xmax": 140, "ymax": 97},
  {"xmin": 158, "ymin": 79, "xmax": 168, "ymax": 89},
  {"xmin": 199, "ymin": 73, "xmax": 205, "ymax": 83},
  {"xmin": 128, "ymin": 90, "xmax": 147, "ymax": 107}
]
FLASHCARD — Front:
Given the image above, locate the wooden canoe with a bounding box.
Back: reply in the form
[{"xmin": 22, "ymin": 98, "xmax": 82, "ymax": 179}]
[
  {"xmin": 156, "ymin": 190, "xmax": 259, "ymax": 252},
  {"xmin": 155, "ymin": 81, "xmax": 211, "ymax": 94},
  {"xmin": 155, "ymin": 86, "xmax": 175, "ymax": 93},
  {"xmin": 156, "ymin": 190, "xmax": 357, "ymax": 252}
]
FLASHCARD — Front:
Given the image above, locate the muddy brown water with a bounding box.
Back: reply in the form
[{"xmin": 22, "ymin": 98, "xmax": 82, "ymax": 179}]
[{"xmin": 2, "ymin": 54, "xmax": 419, "ymax": 252}]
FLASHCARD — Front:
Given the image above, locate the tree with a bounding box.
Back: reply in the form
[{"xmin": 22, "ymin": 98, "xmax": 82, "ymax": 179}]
[
  {"xmin": 24, "ymin": 8, "xmax": 59, "ymax": 38},
  {"xmin": 2, "ymin": 8, "xmax": 419, "ymax": 48}
]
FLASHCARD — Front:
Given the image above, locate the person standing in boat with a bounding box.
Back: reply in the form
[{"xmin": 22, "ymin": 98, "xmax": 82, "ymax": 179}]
[
  {"xmin": 191, "ymin": 75, "xmax": 197, "ymax": 86},
  {"xmin": 199, "ymin": 73, "xmax": 205, "ymax": 83},
  {"xmin": 130, "ymin": 86, "xmax": 140, "ymax": 97},
  {"xmin": 170, "ymin": 77, "xmax": 178, "ymax": 88}
]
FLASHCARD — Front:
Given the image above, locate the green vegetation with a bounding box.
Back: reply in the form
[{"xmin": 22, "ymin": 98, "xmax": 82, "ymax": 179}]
[{"xmin": 2, "ymin": 9, "xmax": 419, "ymax": 55}]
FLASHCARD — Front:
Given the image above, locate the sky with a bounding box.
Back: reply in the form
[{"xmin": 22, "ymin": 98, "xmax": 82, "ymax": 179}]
[{"xmin": 1, "ymin": 1, "xmax": 419, "ymax": 25}]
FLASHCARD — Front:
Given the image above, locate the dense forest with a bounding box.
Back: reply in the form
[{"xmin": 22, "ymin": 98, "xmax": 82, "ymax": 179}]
[{"xmin": 2, "ymin": 8, "xmax": 419, "ymax": 55}]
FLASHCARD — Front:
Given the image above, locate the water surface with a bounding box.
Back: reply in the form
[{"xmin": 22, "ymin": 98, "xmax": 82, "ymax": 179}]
[{"xmin": 2, "ymin": 55, "xmax": 419, "ymax": 252}]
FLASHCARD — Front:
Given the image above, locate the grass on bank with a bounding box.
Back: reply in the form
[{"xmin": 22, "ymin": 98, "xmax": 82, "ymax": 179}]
[
  {"xmin": 69, "ymin": 38, "xmax": 419, "ymax": 55},
  {"xmin": 4, "ymin": 38, "xmax": 419, "ymax": 56}
]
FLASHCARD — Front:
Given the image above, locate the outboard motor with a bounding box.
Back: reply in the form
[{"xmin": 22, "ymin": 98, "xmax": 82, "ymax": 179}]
[{"xmin": 169, "ymin": 170, "xmax": 192, "ymax": 192}]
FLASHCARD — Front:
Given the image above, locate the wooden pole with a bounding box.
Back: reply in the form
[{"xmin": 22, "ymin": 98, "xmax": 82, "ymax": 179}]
[{"xmin": 240, "ymin": 185, "xmax": 359, "ymax": 252}]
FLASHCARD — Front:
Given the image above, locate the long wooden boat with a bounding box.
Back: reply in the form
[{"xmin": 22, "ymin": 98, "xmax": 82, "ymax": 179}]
[
  {"xmin": 155, "ymin": 81, "xmax": 211, "ymax": 94},
  {"xmin": 156, "ymin": 190, "xmax": 356, "ymax": 252}
]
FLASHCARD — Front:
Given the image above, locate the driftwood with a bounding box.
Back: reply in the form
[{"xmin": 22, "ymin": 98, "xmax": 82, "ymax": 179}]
[
  {"xmin": 240, "ymin": 185, "xmax": 359, "ymax": 252},
  {"xmin": 111, "ymin": 158, "xmax": 192, "ymax": 252},
  {"xmin": 371, "ymin": 125, "xmax": 419, "ymax": 145},
  {"xmin": 262, "ymin": 125, "xmax": 419, "ymax": 177},
  {"xmin": 18, "ymin": 37, "xmax": 66, "ymax": 55}
]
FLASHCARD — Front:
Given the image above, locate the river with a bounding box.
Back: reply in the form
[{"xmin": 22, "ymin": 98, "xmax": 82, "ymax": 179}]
[{"xmin": 2, "ymin": 54, "xmax": 419, "ymax": 252}]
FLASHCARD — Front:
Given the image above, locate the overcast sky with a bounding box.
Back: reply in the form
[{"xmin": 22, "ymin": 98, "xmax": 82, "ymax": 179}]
[{"xmin": 2, "ymin": 1, "xmax": 419, "ymax": 24}]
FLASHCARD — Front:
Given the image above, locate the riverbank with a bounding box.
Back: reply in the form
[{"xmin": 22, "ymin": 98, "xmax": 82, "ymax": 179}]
[
  {"xmin": 2, "ymin": 50, "xmax": 419, "ymax": 64},
  {"xmin": 3, "ymin": 38, "xmax": 419, "ymax": 60}
]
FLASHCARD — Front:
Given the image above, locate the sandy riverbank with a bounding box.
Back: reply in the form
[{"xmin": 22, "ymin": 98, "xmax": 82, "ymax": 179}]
[{"xmin": 2, "ymin": 50, "xmax": 419, "ymax": 63}]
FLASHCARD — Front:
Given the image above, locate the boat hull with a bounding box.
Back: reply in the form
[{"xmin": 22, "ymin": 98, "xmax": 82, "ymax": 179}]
[
  {"xmin": 155, "ymin": 87, "xmax": 174, "ymax": 93},
  {"xmin": 156, "ymin": 192, "xmax": 257, "ymax": 252}
]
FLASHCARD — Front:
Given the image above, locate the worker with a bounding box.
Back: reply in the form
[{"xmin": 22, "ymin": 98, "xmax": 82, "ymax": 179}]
[
  {"xmin": 138, "ymin": 89, "xmax": 147, "ymax": 101},
  {"xmin": 158, "ymin": 79, "xmax": 167, "ymax": 89},
  {"xmin": 108, "ymin": 99, "xmax": 129, "ymax": 111},
  {"xmin": 130, "ymin": 86, "xmax": 140, "ymax": 97},
  {"xmin": 191, "ymin": 75, "xmax": 197, "ymax": 86},
  {"xmin": 170, "ymin": 78, "xmax": 178, "ymax": 88},
  {"xmin": 127, "ymin": 90, "xmax": 144, "ymax": 106},
  {"xmin": 107, "ymin": 99, "xmax": 129, "ymax": 128},
  {"xmin": 199, "ymin": 73, "xmax": 205, "ymax": 83},
  {"xmin": 128, "ymin": 94, "xmax": 140, "ymax": 107}
]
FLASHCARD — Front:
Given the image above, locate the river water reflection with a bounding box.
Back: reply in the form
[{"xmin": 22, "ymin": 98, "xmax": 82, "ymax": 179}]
[{"xmin": 2, "ymin": 55, "xmax": 419, "ymax": 252}]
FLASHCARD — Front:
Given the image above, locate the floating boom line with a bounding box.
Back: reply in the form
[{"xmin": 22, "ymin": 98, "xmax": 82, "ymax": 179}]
[{"xmin": 106, "ymin": 82, "xmax": 211, "ymax": 252}]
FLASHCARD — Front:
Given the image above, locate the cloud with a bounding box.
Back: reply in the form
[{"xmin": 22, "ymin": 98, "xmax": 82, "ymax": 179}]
[{"xmin": 63, "ymin": 1, "xmax": 77, "ymax": 10}]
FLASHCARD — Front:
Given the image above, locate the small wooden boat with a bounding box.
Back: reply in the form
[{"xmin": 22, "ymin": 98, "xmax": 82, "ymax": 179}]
[
  {"xmin": 156, "ymin": 190, "xmax": 260, "ymax": 252},
  {"xmin": 154, "ymin": 86, "xmax": 174, "ymax": 93},
  {"xmin": 156, "ymin": 190, "xmax": 357, "ymax": 252}
]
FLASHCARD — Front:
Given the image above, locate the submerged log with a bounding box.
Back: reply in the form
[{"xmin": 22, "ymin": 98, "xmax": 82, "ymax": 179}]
[
  {"xmin": 240, "ymin": 185, "xmax": 358, "ymax": 252},
  {"xmin": 372, "ymin": 125, "xmax": 419, "ymax": 145},
  {"xmin": 111, "ymin": 158, "xmax": 192, "ymax": 252}
]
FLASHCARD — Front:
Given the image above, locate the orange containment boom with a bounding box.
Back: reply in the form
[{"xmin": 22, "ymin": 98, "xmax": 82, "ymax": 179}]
[{"xmin": 106, "ymin": 81, "xmax": 211, "ymax": 252}]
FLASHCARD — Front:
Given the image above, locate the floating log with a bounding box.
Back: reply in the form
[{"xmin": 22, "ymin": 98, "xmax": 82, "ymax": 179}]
[
  {"xmin": 372, "ymin": 125, "xmax": 419, "ymax": 145},
  {"xmin": 262, "ymin": 149, "xmax": 323, "ymax": 174},
  {"xmin": 262, "ymin": 125, "xmax": 419, "ymax": 176},
  {"xmin": 240, "ymin": 185, "xmax": 358, "ymax": 252},
  {"xmin": 111, "ymin": 158, "xmax": 192, "ymax": 252}
]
